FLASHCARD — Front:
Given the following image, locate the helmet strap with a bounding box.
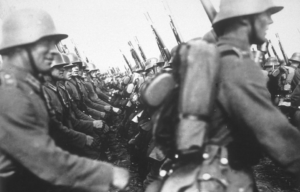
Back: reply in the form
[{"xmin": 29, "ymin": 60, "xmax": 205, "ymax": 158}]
[
  {"xmin": 249, "ymin": 16, "xmax": 265, "ymax": 46},
  {"xmin": 25, "ymin": 47, "xmax": 44, "ymax": 81}
]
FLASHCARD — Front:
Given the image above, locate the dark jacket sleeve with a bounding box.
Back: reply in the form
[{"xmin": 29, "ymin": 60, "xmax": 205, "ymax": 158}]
[
  {"xmin": 50, "ymin": 117, "xmax": 87, "ymax": 148},
  {"xmin": 69, "ymin": 115, "xmax": 95, "ymax": 136},
  {"xmin": 0, "ymin": 87, "xmax": 114, "ymax": 192},
  {"xmin": 219, "ymin": 55, "xmax": 300, "ymax": 176},
  {"xmin": 71, "ymin": 102, "xmax": 95, "ymax": 121}
]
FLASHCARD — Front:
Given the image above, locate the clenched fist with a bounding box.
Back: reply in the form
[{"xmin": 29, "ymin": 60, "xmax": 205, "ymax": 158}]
[
  {"xmin": 93, "ymin": 120, "xmax": 104, "ymax": 129},
  {"xmin": 85, "ymin": 135, "xmax": 94, "ymax": 146},
  {"xmin": 111, "ymin": 167, "xmax": 129, "ymax": 189}
]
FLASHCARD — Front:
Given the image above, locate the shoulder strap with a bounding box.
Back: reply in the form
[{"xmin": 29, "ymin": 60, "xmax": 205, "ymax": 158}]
[
  {"xmin": 0, "ymin": 72, "xmax": 17, "ymax": 87},
  {"xmin": 218, "ymin": 44, "xmax": 251, "ymax": 59}
]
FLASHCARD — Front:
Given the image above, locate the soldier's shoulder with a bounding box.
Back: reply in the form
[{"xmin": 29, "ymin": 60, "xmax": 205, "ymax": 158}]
[
  {"xmin": 0, "ymin": 72, "xmax": 31, "ymax": 109},
  {"xmin": 0, "ymin": 71, "xmax": 17, "ymax": 88}
]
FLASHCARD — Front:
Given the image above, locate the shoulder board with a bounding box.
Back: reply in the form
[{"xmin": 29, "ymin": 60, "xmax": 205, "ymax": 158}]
[
  {"xmin": 218, "ymin": 45, "xmax": 250, "ymax": 59},
  {"xmin": 58, "ymin": 83, "xmax": 66, "ymax": 90},
  {"xmin": 0, "ymin": 72, "xmax": 17, "ymax": 87},
  {"xmin": 45, "ymin": 82, "xmax": 57, "ymax": 92}
]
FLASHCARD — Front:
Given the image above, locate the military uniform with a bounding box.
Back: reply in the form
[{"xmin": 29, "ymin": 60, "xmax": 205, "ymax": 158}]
[
  {"xmin": 0, "ymin": 65, "xmax": 114, "ymax": 192},
  {"xmin": 210, "ymin": 36, "xmax": 300, "ymax": 181},
  {"xmin": 66, "ymin": 77, "xmax": 106, "ymax": 120},
  {"xmin": 43, "ymin": 81, "xmax": 101, "ymax": 160},
  {"xmin": 84, "ymin": 78, "xmax": 110, "ymax": 105},
  {"xmin": 57, "ymin": 80, "xmax": 95, "ymax": 134}
]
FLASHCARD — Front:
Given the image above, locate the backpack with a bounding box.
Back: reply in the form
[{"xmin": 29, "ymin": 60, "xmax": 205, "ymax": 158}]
[
  {"xmin": 142, "ymin": 39, "xmax": 254, "ymax": 192},
  {"xmin": 141, "ymin": 38, "xmax": 220, "ymax": 157}
]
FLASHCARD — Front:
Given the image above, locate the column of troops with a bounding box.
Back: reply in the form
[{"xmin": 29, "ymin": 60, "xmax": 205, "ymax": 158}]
[{"xmin": 2, "ymin": 0, "xmax": 300, "ymax": 192}]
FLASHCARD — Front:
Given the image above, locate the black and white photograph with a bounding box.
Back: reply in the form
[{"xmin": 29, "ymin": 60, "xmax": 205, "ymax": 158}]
[{"xmin": 0, "ymin": 0, "xmax": 300, "ymax": 191}]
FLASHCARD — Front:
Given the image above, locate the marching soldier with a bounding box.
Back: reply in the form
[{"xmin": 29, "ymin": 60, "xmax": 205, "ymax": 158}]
[
  {"xmin": 147, "ymin": 0, "xmax": 300, "ymax": 191},
  {"xmin": 0, "ymin": 9, "xmax": 128, "ymax": 192},
  {"xmin": 290, "ymin": 52, "xmax": 300, "ymax": 91},
  {"xmin": 209, "ymin": 0, "xmax": 300, "ymax": 189}
]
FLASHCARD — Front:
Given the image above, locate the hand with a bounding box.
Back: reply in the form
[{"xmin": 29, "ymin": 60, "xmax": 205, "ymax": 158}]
[
  {"xmin": 111, "ymin": 167, "xmax": 129, "ymax": 189},
  {"xmin": 113, "ymin": 107, "xmax": 122, "ymax": 114},
  {"xmin": 100, "ymin": 112, "xmax": 106, "ymax": 119},
  {"xmin": 93, "ymin": 120, "xmax": 104, "ymax": 128},
  {"xmin": 103, "ymin": 124, "xmax": 110, "ymax": 133},
  {"xmin": 104, "ymin": 105, "xmax": 112, "ymax": 112},
  {"xmin": 86, "ymin": 135, "xmax": 94, "ymax": 146}
]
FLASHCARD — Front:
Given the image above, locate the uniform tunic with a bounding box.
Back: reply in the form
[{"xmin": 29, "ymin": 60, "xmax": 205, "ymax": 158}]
[
  {"xmin": 0, "ymin": 65, "xmax": 114, "ymax": 192},
  {"xmin": 210, "ymin": 36, "xmax": 300, "ymax": 178}
]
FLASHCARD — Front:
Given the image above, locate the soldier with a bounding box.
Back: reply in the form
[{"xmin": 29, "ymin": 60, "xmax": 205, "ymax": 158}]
[
  {"xmin": 144, "ymin": 58, "xmax": 158, "ymax": 80},
  {"xmin": 290, "ymin": 52, "xmax": 300, "ymax": 90},
  {"xmin": 155, "ymin": 56, "xmax": 165, "ymax": 73},
  {"xmin": 44, "ymin": 52, "xmax": 107, "ymax": 160},
  {"xmin": 65, "ymin": 53, "xmax": 108, "ymax": 120},
  {"xmin": 84, "ymin": 63, "xmax": 121, "ymax": 114},
  {"xmin": 209, "ymin": 0, "xmax": 300, "ymax": 188},
  {"xmin": 0, "ymin": 9, "xmax": 128, "ymax": 192},
  {"xmin": 147, "ymin": 0, "xmax": 300, "ymax": 191}
]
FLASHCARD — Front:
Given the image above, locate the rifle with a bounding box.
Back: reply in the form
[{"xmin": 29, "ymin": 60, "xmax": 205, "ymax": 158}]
[
  {"xmin": 135, "ymin": 37, "xmax": 147, "ymax": 62},
  {"xmin": 128, "ymin": 41, "xmax": 144, "ymax": 69},
  {"xmin": 161, "ymin": 0, "xmax": 183, "ymax": 44},
  {"xmin": 199, "ymin": 0, "xmax": 217, "ymax": 23},
  {"xmin": 56, "ymin": 42, "xmax": 64, "ymax": 53},
  {"xmin": 268, "ymin": 40, "xmax": 280, "ymax": 61},
  {"xmin": 144, "ymin": 12, "xmax": 171, "ymax": 62},
  {"xmin": 124, "ymin": 65, "xmax": 130, "ymax": 74},
  {"xmin": 119, "ymin": 49, "xmax": 133, "ymax": 74},
  {"xmin": 276, "ymin": 33, "xmax": 290, "ymax": 65},
  {"xmin": 264, "ymin": 41, "xmax": 271, "ymax": 57},
  {"xmin": 71, "ymin": 39, "xmax": 82, "ymax": 60}
]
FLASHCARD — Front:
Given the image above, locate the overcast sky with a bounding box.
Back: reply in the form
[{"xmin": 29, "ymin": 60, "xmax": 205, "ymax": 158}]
[{"xmin": 0, "ymin": 0, "xmax": 299, "ymax": 72}]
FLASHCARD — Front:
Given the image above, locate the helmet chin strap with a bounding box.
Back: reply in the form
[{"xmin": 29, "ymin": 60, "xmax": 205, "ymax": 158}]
[
  {"xmin": 25, "ymin": 47, "xmax": 44, "ymax": 82},
  {"xmin": 249, "ymin": 16, "xmax": 265, "ymax": 46}
]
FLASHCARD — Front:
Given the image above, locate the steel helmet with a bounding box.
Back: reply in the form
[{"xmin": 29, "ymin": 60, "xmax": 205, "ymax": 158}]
[
  {"xmin": 289, "ymin": 52, "xmax": 300, "ymax": 63},
  {"xmin": 213, "ymin": 0, "xmax": 283, "ymax": 26},
  {"xmin": 51, "ymin": 52, "xmax": 69, "ymax": 68},
  {"xmin": 86, "ymin": 63, "xmax": 97, "ymax": 72},
  {"xmin": 63, "ymin": 54, "xmax": 74, "ymax": 68},
  {"xmin": 145, "ymin": 58, "xmax": 158, "ymax": 71},
  {"xmin": 0, "ymin": 9, "xmax": 67, "ymax": 54},
  {"xmin": 156, "ymin": 55, "xmax": 165, "ymax": 66},
  {"xmin": 133, "ymin": 66, "xmax": 144, "ymax": 73},
  {"xmin": 265, "ymin": 57, "xmax": 279, "ymax": 67},
  {"xmin": 67, "ymin": 53, "xmax": 82, "ymax": 67}
]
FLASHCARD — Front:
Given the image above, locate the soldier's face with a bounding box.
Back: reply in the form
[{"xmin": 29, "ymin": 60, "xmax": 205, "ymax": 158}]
[
  {"xmin": 72, "ymin": 65, "xmax": 79, "ymax": 76},
  {"xmin": 30, "ymin": 38, "xmax": 57, "ymax": 74},
  {"xmin": 91, "ymin": 71, "xmax": 97, "ymax": 78},
  {"xmin": 64, "ymin": 67, "xmax": 72, "ymax": 80},
  {"xmin": 253, "ymin": 11, "xmax": 273, "ymax": 44},
  {"xmin": 78, "ymin": 67, "xmax": 84, "ymax": 76},
  {"xmin": 82, "ymin": 71, "xmax": 88, "ymax": 78},
  {"xmin": 51, "ymin": 66, "xmax": 64, "ymax": 80}
]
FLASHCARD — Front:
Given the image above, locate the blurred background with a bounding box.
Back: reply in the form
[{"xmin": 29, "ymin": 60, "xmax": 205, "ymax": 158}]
[{"xmin": 0, "ymin": 0, "xmax": 299, "ymax": 71}]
